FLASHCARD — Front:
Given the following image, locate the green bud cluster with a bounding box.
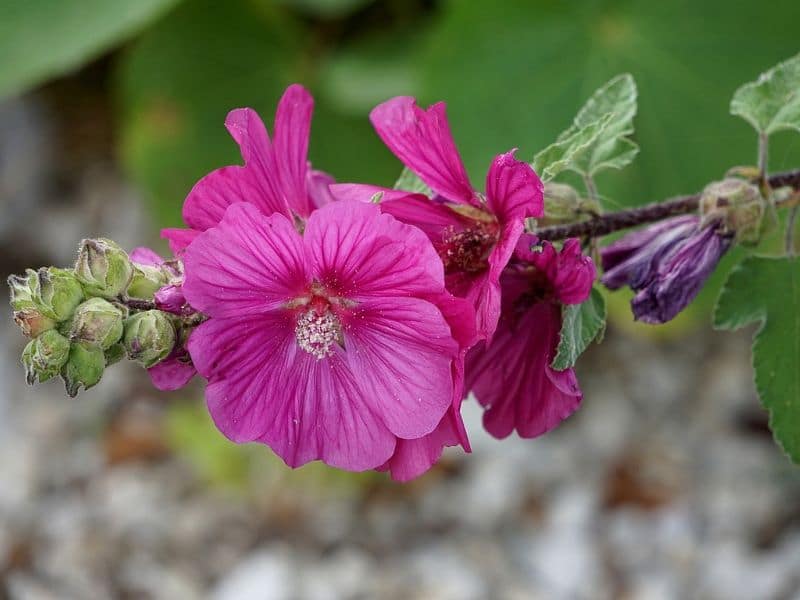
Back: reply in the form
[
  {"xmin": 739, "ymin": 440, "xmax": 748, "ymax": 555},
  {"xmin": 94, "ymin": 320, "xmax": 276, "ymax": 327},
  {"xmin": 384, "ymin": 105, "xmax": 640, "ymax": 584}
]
[{"xmin": 8, "ymin": 238, "xmax": 181, "ymax": 397}]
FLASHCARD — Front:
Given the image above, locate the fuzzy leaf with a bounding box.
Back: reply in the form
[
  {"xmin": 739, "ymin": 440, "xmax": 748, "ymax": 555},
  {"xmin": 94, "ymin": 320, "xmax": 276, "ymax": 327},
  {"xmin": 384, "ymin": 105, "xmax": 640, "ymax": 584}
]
[
  {"xmin": 393, "ymin": 167, "xmax": 433, "ymax": 196},
  {"xmin": 552, "ymin": 287, "xmax": 607, "ymax": 371},
  {"xmin": 532, "ymin": 115, "xmax": 611, "ymax": 182},
  {"xmin": 713, "ymin": 255, "xmax": 800, "ymax": 463},
  {"xmin": 566, "ymin": 74, "xmax": 638, "ymax": 176},
  {"xmin": 730, "ymin": 53, "xmax": 800, "ymax": 136}
]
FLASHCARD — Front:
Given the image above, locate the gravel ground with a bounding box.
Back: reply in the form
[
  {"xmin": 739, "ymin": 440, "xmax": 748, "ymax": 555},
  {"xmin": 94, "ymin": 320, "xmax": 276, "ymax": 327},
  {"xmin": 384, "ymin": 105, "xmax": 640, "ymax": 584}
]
[{"xmin": 1, "ymin": 93, "xmax": 800, "ymax": 600}]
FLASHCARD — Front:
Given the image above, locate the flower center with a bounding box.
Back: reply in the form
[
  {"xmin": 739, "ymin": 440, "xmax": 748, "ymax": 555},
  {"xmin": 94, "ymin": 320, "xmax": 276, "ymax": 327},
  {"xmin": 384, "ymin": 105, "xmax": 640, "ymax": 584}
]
[
  {"xmin": 437, "ymin": 223, "xmax": 499, "ymax": 273},
  {"xmin": 295, "ymin": 307, "xmax": 342, "ymax": 359}
]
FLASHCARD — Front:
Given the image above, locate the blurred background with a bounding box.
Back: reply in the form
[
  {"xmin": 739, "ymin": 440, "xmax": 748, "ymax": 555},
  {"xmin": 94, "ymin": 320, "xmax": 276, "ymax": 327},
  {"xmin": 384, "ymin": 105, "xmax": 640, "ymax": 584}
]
[{"xmin": 2, "ymin": 1, "xmax": 800, "ymax": 598}]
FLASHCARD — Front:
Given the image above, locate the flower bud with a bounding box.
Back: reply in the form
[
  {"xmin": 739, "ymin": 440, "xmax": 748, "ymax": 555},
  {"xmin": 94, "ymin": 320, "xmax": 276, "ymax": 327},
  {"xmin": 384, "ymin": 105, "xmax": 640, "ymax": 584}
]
[
  {"xmin": 75, "ymin": 238, "xmax": 133, "ymax": 299},
  {"xmin": 126, "ymin": 265, "xmax": 167, "ymax": 300},
  {"xmin": 700, "ymin": 178, "xmax": 763, "ymax": 244},
  {"xmin": 69, "ymin": 298, "xmax": 124, "ymax": 349},
  {"xmin": 14, "ymin": 308, "xmax": 57, "ymax": 338},
  {"xmin": 61, "ymin": 341, "xmax": 106, "ymax": 397},
  {"xmin": 154, "ymin": 284, "xmax": 187, "ymax": 315},
  {"xmin": 8, "ymin": 269, "xmax": 37, "ymax": 312},
  {"xmin": 31, "ymin": 267, "xmax": 85, "ymax": 322},
  {"xmin": 21, "ymin": 330, "xmax": 71, "ymax": 384},
  {"xmin": 123, "ymin": 310, "xmax": 176, "ymax": 368}
]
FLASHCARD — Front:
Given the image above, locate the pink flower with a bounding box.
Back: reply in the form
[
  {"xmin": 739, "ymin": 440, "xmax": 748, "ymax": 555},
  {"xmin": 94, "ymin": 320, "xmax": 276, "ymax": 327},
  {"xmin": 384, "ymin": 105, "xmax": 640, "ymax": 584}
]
[
  {"xmin": 162, "ymin": 84, "xmax": 334, "ymax": 254},
  {"xmin": 332, "ymin": 97, "xmax": 544, "ymax": 340},
  {"xmin": 181, "ymin": 200, "xmax": 475, "ymax": 478},
  {"xmin": 129, "ymin": 247, "xmax": 196, "ymax": 391},
  {"xmin": 466, "ymin": 236, "xmax": 595, "ymax": 439}
]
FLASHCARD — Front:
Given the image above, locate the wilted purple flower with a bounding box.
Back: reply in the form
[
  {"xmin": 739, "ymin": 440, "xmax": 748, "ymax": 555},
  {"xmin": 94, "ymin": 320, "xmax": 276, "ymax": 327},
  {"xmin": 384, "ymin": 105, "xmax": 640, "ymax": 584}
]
[{"xmin": 601, "ymin": 216, "xmax": 733, "ymax": 324}]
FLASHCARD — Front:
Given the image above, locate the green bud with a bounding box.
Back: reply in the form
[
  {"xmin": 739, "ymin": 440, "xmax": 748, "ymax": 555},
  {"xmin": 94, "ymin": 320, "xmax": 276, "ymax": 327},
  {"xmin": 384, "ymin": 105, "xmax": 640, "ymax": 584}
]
[
  {"xmin": 69, "ymin": 298, "xmax": 124, "ymax": 349},
  {"xmin": 104, "ymin": 343, "xmax": 126, "ymax": 366},
  {"xmin": 75, "ymin": 238, "xmax": 133, "ymax": 299},
  {"xmin": 30, "ymin": 267, "xmax": 84, "ymax": 322},
  {"xmin": 126, "ymin": 265, "xmax": 166, "ymax": 300},
  {"xmin": 701, "ymin": 178, "xmax": 764, "ymax": 244},
  {"xmin": 542, "ymin": 182, "xmax": 582, "ymax": 225},
  {"xmin": 8, "ymin": 269, "xmax": 38, "ymax": 312},
  {"xmin": 13, "ymin": 308, "xmax": 57, "ymax": 338},
  {"xmin": 123, "ymin": 310, "xmax": 176, "ymax": 368},
  {"xmin": 61, "ymin": 341, "xmax": 106, "ymax": 397},
  {"xmin": 21, "ymin": 330, "xmax": 71, "ymax": 384}
]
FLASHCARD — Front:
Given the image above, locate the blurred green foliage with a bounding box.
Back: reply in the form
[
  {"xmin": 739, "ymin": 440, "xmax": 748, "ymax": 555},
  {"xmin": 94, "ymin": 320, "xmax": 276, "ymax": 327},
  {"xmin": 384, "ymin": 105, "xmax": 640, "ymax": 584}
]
[{"xmin": 0, "ymin": 0, "xmax": 180, "ymax": 97}]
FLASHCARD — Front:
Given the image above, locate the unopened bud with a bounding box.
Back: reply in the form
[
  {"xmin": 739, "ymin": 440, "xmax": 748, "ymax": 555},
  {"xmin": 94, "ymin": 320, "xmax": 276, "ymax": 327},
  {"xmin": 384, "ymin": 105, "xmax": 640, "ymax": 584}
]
[
  {"xmin": 21, "ymin": 330, "xmax": 70, "ymax": 384},
  {"xmin": 75, "ymin": 238, "xmax": 133, "ymax": 299},
  {"xmin": 123, "ymin": 310, "xmax": 176, "ymax": 368},
  {"xmin": 701, "ymin": 179, "xmax": 763, "ymax": 244},
  {"xmin": 126, "ymin": 264, "xmax": 167, "ymax": 300},
  {"xmin": 31, "ymin": 267, "xmax": 84, "ymax": 322},
  {"xmin": 69, "ymin": 298, "xmax": 124, "ymax": 349},
  {"xmin": 61, "ymin": 341, "xmax": 105, "ymax": 397},
  {"xmin": 8, "ymin": 269, "xmax": 37, "ymax": 311},
  {"xmin": 540, "ymin": 182, "xmax": 598, "ymax": 226}
]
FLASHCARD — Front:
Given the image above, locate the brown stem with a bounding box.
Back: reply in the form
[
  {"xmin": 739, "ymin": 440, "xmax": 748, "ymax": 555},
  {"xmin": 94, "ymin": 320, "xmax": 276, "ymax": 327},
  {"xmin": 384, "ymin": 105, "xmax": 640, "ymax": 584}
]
[{"xmin": 535, "ymin": 169, "xmax": 800, "ymax": 241}]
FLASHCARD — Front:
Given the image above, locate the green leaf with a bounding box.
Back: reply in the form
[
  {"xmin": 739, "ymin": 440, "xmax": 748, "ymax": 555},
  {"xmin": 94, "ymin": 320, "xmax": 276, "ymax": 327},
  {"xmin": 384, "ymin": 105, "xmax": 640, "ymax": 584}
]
[
  {"xmin": 730, "ymin": 53, "xmax": 800, "ymax": 136},
  {"xmin": 713, "ymin": 255, "xmax": 800, "ymax": 463},
  {"xmin": 416, "ymin": 1, "xmax": 800, "ymax": 209},
  {"xmin": 0, "ymin": 0, "xmax": 181, "ymax": 98},
  {"xmin": 531, "ymin": 115, "xmax": 610, "ymax": 181},
  {"xmin": 556, "ymin": 73, "xmax": 639, "ymax": 177},
  {"xmin": 393, "ymin": 167, "xmax": 433, "ymax": 195},
  {"xmin": 552, "ymin": 287, "xmax": 607, "ymax": 371}
]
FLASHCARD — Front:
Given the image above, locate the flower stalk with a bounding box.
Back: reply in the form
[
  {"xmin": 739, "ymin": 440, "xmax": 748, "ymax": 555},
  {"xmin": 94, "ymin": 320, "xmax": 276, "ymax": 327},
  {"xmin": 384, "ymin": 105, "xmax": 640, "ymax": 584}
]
[{"xmin": 534, "ymin": 169, "xmax": 800, "ymax": 241}]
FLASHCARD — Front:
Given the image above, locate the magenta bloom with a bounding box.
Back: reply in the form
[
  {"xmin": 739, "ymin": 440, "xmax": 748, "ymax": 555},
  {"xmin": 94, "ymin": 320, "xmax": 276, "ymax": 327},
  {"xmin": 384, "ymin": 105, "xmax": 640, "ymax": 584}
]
[
  {"xmin": 601, "ymin": 216, "xmax": 733, "ymax": 324},
  {"xmin": 466, "ymin": 237, "xmax": 595, "ymax": 439},
  {"xmin": 162, "ymin": 84, "xmax": 333, "ymax": 254},
  {"xmin": 332, "ymin": 97, "xmax": 544, "ymax": 340},
  {"xmin": 181, "ymin": 200, "xmax": 475, "ymax": 478},
  {"xmin": 129, "ymin": 247, "xmax": 196, "ymax": 391}
]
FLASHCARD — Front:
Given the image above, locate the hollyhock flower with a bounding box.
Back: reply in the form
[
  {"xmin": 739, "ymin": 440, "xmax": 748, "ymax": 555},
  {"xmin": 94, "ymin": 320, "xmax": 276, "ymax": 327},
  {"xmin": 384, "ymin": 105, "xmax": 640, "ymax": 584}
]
[
  {"xmin": 466, "ymin": 236, "xmax": 595, "ymax": 439},
  {"xmin": 181, "ymin": 200, "xmax": 475, "ymax": 478},
  {"xmin": 331, "ymin": 97, "xmax": 543, "ymax": 340},
  {"xmin": 162, "ymin": 84, "xmax": 334, "ymax": 254},
  {"xmin": 129, "ymin": 247, "xmax": 196, "ymax": 391},
  {"xmin": 601, "ymin": 216, "xmax": 733, "ymax": 324}
]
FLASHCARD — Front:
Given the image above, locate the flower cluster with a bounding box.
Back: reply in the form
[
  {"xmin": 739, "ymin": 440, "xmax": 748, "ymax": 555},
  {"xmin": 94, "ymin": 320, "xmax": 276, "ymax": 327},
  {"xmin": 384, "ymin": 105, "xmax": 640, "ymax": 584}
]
[{"xmin": 9, "ymin": 84, "xmax": 745, "ymax": 481}]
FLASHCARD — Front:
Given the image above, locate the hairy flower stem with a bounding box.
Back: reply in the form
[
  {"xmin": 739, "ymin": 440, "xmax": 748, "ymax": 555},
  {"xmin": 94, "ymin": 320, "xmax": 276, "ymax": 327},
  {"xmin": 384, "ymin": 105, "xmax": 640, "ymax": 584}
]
[
  {"xmin": 535, "ymin": 169, "xmax": 800, "ymax": 242},
  {"xmin": 119, "ymin": 298, "xmax": 157, "ymax": 311}
]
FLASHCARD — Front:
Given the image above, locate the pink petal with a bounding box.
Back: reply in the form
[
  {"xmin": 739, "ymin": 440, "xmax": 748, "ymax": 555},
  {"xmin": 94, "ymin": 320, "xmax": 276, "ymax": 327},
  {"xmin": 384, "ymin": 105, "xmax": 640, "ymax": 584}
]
[
  {"xmin": 129, "ymin": 247, "xmax": 163, "ymax": 267},
  {"xmin": 380, "ymin": 407, "xmax": 466, "ymax": 481},
  {"xmin": 457, "ymin": 219, "xmax": 525, "ymax": 341},
  {"xmin": 344, "ymin": 296, "xmax": 458, "ymax": 439},
  {"xmin": 484, "ymin": 150, "xmax": 544, "ymax": 223},
  {"xmin": 370, "ymin": 97, "xmax": 475, "ymax": 205},
  {"xmin": 304, "ymin": 200, "xmax": 445, "ymax": 299},
  {"xmin": 154, "ymin": 284, "xmax": 187, "ymax": 314},
  {"xmin": 307, "ymin": 169, "xmax": 336, "ymax": 209},
  {"xmin": 161, "ymin": 228, "xmax": 200, "ymax": 255},
  {"xmin": 191, "ymin": 315, "xmax": 399, "ymax": 470},
  {"xmin": 182, "ymin": 107, "xmax": 296, "ymax": 231},
  {"xmin": 330, "ymin": 183, "xmax": 422, "ymax": 203},
  {"xmin": 147, "ymin": 357, "xmax": 196, "ymax": 391},
  {"xmin": 466, "ymin": 302, "xmax": 581, "ymax": 439},
  {"xmin": 273, "ymin": 84, "xmax": 314, "ymax": 217},
  {"xmin": 182, "ymin": 203, "xmax": 309, "ymax": 318},
  {"xmin": 529, "ymin": 239, "xmax": 596, "ymax": 305}
]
